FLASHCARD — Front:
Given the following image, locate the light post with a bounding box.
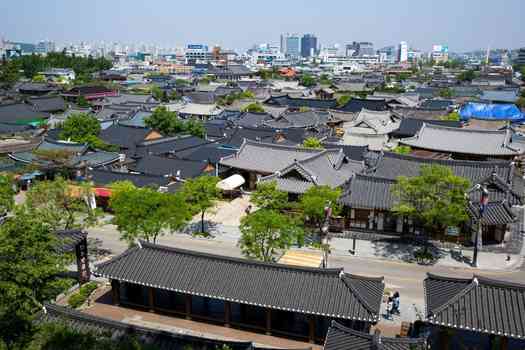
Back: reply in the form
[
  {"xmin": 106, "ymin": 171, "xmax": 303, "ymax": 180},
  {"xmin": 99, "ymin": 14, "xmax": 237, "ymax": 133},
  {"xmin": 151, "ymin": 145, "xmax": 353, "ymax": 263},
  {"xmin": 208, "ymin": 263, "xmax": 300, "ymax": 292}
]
[
  {"xmin": 321, "ymin": 201, "xmax": 332, "ymax": 268},
  {"xmin": 472, "ymin": 185, "xmax": 489, "ymax": 268}
]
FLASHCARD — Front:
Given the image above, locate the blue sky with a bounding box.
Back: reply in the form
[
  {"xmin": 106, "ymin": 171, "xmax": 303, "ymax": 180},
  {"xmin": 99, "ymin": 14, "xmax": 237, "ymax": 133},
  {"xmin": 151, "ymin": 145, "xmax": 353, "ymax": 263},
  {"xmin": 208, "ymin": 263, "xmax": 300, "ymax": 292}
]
[{"xmin": 1, "ymin": 0, "xmax": 523, "ymax": 52}]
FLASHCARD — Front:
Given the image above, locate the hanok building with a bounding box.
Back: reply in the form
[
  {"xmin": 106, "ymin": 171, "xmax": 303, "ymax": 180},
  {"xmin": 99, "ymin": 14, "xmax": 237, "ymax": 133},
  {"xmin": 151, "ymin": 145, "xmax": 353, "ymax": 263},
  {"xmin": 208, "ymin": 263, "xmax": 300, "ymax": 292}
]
[
  {"xmin": 324, "ymin": 321, "xmax": 427, "ymax": 350},
  {"xmin": 62, "ymin": 86, "xmax": 119, "ymax": 102},
  {"xmin": 264, "ymin": 95, "xmax": 337, "ymax": 111},
  {"xmin": 339, "ymin": 152, "xmax": 523, "ymax": 241},
  {"xmin": 424, "ymin": 274, "xmax": 525, "ymax": 350},
  {"xmin": 94, "ymin": 242, "xmax": 385, "ymax": 344},
  {"xmin": 399, "ymin": 124, "xmax": 525, "ymax": 161},
  {"xmin": 220, "ymin": 140, "xmax": 362, "ymax": 192},
  {"xmin": 341, "ymin": 109, "xmax": 401, "ymax": 151}
]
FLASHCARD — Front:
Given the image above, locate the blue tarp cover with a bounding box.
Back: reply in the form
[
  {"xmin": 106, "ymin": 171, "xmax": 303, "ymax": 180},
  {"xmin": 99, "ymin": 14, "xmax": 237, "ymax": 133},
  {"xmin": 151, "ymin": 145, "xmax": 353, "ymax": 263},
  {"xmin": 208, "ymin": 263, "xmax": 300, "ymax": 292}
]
[{"xmin": 459, "ymin": 102, "xmax": 525, "ymax": 122}]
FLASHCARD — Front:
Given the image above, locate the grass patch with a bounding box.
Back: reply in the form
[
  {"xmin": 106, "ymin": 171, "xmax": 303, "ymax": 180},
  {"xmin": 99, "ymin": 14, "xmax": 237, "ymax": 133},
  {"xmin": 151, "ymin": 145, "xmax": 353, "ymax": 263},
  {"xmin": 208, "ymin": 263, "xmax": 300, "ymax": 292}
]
[{"xmin": 68, "ymin": 282, "xmax": 99, "ymax": 309}]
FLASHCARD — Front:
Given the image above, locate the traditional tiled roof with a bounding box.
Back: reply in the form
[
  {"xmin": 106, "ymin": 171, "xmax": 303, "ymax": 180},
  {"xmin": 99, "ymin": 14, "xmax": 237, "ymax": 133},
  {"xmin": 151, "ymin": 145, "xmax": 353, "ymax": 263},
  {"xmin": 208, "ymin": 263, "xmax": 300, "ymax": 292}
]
[
  {"xmin": 392, "ymin": 107, "xmax": 447, "ymax": 121},
  {"xmin": 88, "ymin": 169, "xmax": 170, "ymax": 188},
  {"xmin": 264, "ymin": 95, "xmax": 337, "ymax": 110},
  {"xmin": 342, "ymin": 133, "xmax": 389, "ymax": 151},
  {"xmin": 400, "ymin": 124, "xmax": 525, "ymax": 156},
  {"xmin": 99, "ymin": 124, "xmax": 153, "ymax": 152},
  {"xmin": 324, "ymin": 321, "xmax": 426, "ymax": 350},
  {"xmin": 131, "ymin": 155, "xmax": 212, "ymax": 178},
  {"xmin": 220, "ymin": 140, "xmax": 325, "ymax": 174},
  {"xmin": 390, "ymin": 118, "xmax": 462, "ymax": 139},
  {"xmin": 236, "ymin": 112, "xmax": 274, "ymax": 128},
  {"xmin": 175, "ymin": 145, "xmax": 236, "ymax": 164},
  {"xmin": 134, "ymin": 135, "xmax": 209, "ymax": 157},
  {"xmin": 419, "ymin": 99, "xmax": 453, "ymax": 111},
  {"xmin": 335, "ymin": 98, "xmax": 388, "ymax": 113},
  {"xmin": 467, "ymin": 201, "xmax": 516, "ymax": 225},
  {"xmin": 259, "ymin": 150, "xmax": 364, "ymax": 194},
  {"xmin": 345, "ymin": 109, "xmax": 400, "ymax": 135},
  {"xmin": 186, "ymin": 91, "xmax": 216, "ymax": 104},
  {"xmin": 27, "ymin": 96, "xmax": 67, "ymax": 112},
  {"xmin": 95, "ymin": 242, "xmax": 385, "ymax": 322},
  {"xmin": 424, "ymin": 274, "xmax": 525, "ymax": 339},
  {"xmin": 339, "ymin": 174, "xmax": 396, "ymax": 210},
  {"xmin": 323, "ymin": 144, "xmax": 368, "ymax": 161},
  {"xmin": 39, "ymin": 303, "xmax": 282, "ymax": 350},
  {"xmin": 480, "ymin": 90, "xmax": 519, "ymax": 104},
  {"xmin": 0, "ymin": 103, "xmax": 49, "ymax": 123},
  {"xmin": 368, "ymin": 152, "xmax": 515, "ymax": 184}
]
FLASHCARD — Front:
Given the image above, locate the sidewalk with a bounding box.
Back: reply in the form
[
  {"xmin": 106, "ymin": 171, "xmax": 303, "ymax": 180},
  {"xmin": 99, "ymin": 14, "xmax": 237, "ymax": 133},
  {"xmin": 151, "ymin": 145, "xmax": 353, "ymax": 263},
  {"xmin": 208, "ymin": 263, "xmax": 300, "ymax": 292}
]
[{"xmin": 329, "ymin": 237, "xmax": 523, "ymax": 271}]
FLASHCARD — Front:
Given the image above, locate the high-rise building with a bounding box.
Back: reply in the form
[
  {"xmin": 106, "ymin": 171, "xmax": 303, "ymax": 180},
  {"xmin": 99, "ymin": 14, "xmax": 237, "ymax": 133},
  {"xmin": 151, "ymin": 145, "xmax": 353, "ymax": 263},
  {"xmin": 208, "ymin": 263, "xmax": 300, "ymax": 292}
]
[
  {"xmin": 301, "ymin": 34, "xmax": 317, "ymax": 58},
  {"xmin": 431, "ymin": 44, "xmax": 449, "ymax": 63},
  {"xmin": 36, "ymin": 40, "xmax": 56, "ymax": 54},
  {"xmin": 377, "ymin": 46, "xmax": 396, "ymax": 63},
  {"xmin": 185, "ymin": 44, "xmax": 211, "ymax": 63},
  {"xmin": 515, "ymin": 48, "xmax": 525, "ymax": 66},
  {"xmin": 398, "ymin": 41, "xmax": 408, "ymax": 63},
  {"xmin": 285, "ymin": 34, "xmax": 300, "ymax": 57},
  {"xmin": 346, "ymin": 42, "xmax": 374, "ymax": 57}
]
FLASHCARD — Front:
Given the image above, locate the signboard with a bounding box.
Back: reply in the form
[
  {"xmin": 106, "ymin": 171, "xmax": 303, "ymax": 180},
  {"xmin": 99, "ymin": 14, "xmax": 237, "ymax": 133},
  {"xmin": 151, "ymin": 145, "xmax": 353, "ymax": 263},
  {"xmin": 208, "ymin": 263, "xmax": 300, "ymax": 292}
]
[{"xmin": 446, "ymin": 226, "xmax": 460, "ymax": 236}]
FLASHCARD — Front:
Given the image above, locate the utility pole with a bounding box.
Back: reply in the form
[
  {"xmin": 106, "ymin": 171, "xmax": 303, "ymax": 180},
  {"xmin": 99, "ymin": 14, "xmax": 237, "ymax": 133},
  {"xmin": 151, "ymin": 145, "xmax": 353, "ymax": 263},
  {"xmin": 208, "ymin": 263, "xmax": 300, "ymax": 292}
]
[
  {"xmin": 472, "ymin": 185, "xmax": 488, "ymax": 267},
  {"xmin": 321, "ymin": 202, "xmax": 332, "ymax": 268}
]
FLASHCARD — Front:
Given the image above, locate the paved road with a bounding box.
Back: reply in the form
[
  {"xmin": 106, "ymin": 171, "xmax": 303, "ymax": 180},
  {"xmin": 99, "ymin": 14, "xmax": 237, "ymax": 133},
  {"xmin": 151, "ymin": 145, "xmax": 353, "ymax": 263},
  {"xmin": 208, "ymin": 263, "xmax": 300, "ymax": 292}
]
[{"xmin": 87, "ymin": 223, "xmax": 525, "ymax": 328}]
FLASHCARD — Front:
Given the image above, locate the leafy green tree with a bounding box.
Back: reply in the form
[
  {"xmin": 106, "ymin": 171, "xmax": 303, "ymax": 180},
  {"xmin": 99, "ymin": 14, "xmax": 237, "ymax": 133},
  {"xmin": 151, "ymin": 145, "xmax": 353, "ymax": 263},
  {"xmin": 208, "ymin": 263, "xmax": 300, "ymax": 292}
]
[
  {"xmin": 337, "ymin": 95, "xmax": 351, "ymax": 107},
  {"xmin": 151, "ymin": 85, "xmax": 169, "ymax": 102},
  {"xmin": 252, "ymin": 181, "xmax": 288, "ymax": 210},
  {"xmin": 298, "ymin": 106, "xmax": 310, "ymax": 112},
  {"xmin": 239, "ymin": 209, "xmax": 304, "ymax": 262},
  {"xmin": 32, "ymin": 74, "xmax": 47, "ymax": 83},
  {"xmin": 391, "ymin": 165, "xmax": 470, "ymax": 242},
  {"xmin": 393, "ymin": 145, "xmax": 412, "ymax": 155},
  {"xmin": 109, "ymin": 181, "xmax": 190, "ymax": 244},
  {"xmin": 300, "ymin": 74, "xmax": 317, "ymax": 87},
  {"xmin": 32, "ymin": 149, "xmax": 76, "ymax": 174},
  {"xmin": 241, "ymin": 102, "xmax": 265, "ymax": 113},
  {"xmin": 299, "ymin": 186, "xmax": 341, "ymax": 235},
  {"xmin": 181, "ymin": 176, "xmax": 220, "ymax": 234},
  {"xmin": 184, "ymin": 119, "xmax": 206, "ymax": 138},
  {"xmin": 0, "ymin": 174, "xmax": 15, "ymax": 215},
  {"xmin": 0, "ymin": 60, "xmax": 21, "ymax": 88},
  {"xmin": 319, "ymin": 74, "xmax": 332, "ymax": 85},
  {"xmin": 60, "ymin": 113, "xmax": 100, "ymax": 142},
  {"xmin": 76, "ymin": 96, "xmax": 90, "ymax": 108},
  {"xmin": 0, "ymin": 206, "xmax": 70, "ymax": 346},
  {"xmin": 145, "ymin": 106, "xmax": 182, "ymax": 135},
  {"xmin": 302, "ymin": 137, "xmax": 323, "ymax": 149},
  {"xmin": 25, "ymin": 177, "xmax": 99, "ymax": 230},
  {"xmin": 457, "ymin": 69, "xmax": 476, "ymax": 82},
  {"xmin": 441, "ymin": 111, "xmax": 461, "ymax": 121},
  {"xmin": 439, "ymin": 88, "xmax": 453, "ymax": 99}
]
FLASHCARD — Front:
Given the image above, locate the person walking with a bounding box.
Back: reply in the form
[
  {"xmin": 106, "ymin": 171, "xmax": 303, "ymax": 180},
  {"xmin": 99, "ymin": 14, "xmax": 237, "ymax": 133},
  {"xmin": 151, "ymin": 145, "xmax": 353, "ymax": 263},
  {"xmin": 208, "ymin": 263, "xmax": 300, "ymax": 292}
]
[
  {"xmin": 392, "ymin": 291, "xmax": 400, "ymax": 315},
  {"xmin": 385, "ymin": 296, "xmax": 393, "ymax": 320}
]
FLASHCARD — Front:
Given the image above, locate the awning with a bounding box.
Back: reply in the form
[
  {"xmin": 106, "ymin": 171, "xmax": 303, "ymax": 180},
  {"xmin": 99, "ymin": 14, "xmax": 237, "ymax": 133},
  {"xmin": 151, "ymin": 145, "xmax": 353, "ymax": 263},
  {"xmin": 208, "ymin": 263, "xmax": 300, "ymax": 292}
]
[
  {"xmin": 216, "ymin": 174, "xmax": 245, "ymax": 191},
  {"xmin": 278, "ymin": 250, "xmax": 323, "ymax": 268}
]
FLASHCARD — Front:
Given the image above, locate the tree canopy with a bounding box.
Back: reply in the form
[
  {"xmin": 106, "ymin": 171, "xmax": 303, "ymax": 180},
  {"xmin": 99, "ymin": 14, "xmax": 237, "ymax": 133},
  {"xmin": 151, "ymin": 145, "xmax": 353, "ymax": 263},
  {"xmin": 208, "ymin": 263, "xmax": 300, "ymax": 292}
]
[
  {"xmin": 441, "ymin": 111, "xmax": 460, "ymax": 121},
  {"xmin": 302, "ymin": 137, "xmax": 323, "ymax": 149},
  {"xmin": 0, "ymin": 207, "xmax": 70, "ymax": 347},
  {"xmin": 251, "ymin": 181, "xmax": 288, "ymax": 210},
  {"xmin": 336, "ymin": 95, "xmax": 351, "ymax": 107},
  {"xmin": 144, "ymin": 106, "xmax": 205, "ymax": 138},
  {"xmin": 392, "ymin": 145, "xmax": 412, "ymax": 155},
  {"xmin": 58, "ymin": 113, "xmax": 117, "ymax": 151},
  {"xmin": 25, "ymin": 177, "xmax": 99, "ymax": 230},
  {"xmin": 391, "ymin": 165, "xmax": 471, "ymax": 234},
  {"xmin": 0, "ymin": 174, "xmax": 15, "ymax": 215},
  {"xmin": 181, "ymin": 176, "xmax": 220, "ymax": 234},
  {"xmin": 241, "ymin": 102, "xmax": 265, "ymax": 113},
  {"xmin": 299, "ymin": 186, "xmax": 341, "ymax": 235},
  {"xmin": 239, "ymin": 209, "xmax": 303, "ymax": 262},
  {"xmin": 299, "ymin": 74, "xmax": 317, "ymax": 87},
  {"xmin": 109, "ymin": 181, "xmax": 190, "ymax": 244}
]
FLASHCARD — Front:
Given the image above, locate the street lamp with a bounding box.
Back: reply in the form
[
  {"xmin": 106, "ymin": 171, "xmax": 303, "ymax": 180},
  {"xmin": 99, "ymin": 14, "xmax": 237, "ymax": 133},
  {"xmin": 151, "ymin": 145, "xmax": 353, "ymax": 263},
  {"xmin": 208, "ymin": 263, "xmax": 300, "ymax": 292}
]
[
  {"xmin": 472, "ymin": 185, "xmax": 489, "ymax": 268},
  {"xmin": 321, "ymin": 201, "xmax": 332, "ymax": 268}
]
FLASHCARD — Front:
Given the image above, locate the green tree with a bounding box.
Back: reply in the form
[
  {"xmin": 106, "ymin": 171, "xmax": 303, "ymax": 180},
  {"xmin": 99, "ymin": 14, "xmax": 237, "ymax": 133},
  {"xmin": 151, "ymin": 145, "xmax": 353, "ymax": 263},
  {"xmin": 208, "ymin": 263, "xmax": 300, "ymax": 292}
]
[
  {"xmin": 391, "ymin": 165, "xmax": 470, "ymax": 243},
  {"xmin": 0, "ymin": 60, "xmax": 21, "ymax": 88},
  {"xmin": 337, "ymin": 95, "xmax": 351, "ymax": 107},
  {"xmin": 300, "ymin": 74, "xmax": 317, "ymax": 87},
  {"xmin": 241, "ymin": 102, "xmax": 265, "ymax": 113},
  {"xmin": 239, "ymin": 209, "xmax": 304, "ymax": 262},
  {"xmin": 393, "ymin": 145, "xmax": 412, "ymax": 155},
  {"xmin": 252, "ymin": 181, "xmax": 288, "ymax": 210},
  {"xmin": 438, "ymin": 88, "xmax": 453, "ymax": 99},
  {"xmin": 319, "ymin": 74, "xmax": 332, "ymax": 85},
  {"xmin": 60, "ymin": 113, "xmax": 100, "ymax": 142},
  {"xmin": 302, "ymin": 137, "xmax": 323, "ymax": 149},
  {"xmin": 184, "ymin": 119, "xmax": 206, "ymax": 138},
  {"xmin": 145, "ymin": 106, "xmax": 182, "ymax": 135},
  {"xmin": 109, "ymin": 181, "xmax": 190, "ymax": 244},
  {"xmin": 151, "ymin": 85, "xmax": 168, "ymax": 102},
  {"xmin": 441, "ymin": 111, "xmax": 460, "ymax": 121},
  {"xmin": 0, "ymin": 174, "xmax": 15, "ymax": 215},
  {"xmin": 181, "ymin": 176, "xmax": 220, "ymax": 234},
  {"xmin": 76, "ymin": 96, "xmax": 90, "ymax": 108},
  {"xmin": 0, "ymin": 207, "xmax": 70, "ymax": 346},
  {"xmin": 299, "ymin": 186, "xmax": 341, "ymax": 235},
  {"xmin": 25, "ymin": 177, "xmax": 99, "ymax": 230},
  {"xmin": 32, "ymin": 74, "xmax": 47, "ymax": 83},
  {"xmin": 457, "ymin": 69, "xmax": 476, "ymax": 82}
]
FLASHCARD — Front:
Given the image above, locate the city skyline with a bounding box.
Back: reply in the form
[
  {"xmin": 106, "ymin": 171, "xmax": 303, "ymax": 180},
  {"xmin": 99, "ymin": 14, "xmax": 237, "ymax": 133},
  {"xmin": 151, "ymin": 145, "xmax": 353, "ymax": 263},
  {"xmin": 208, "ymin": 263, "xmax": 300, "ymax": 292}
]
[{"xmin": 1, "ymin": 0, "xmax": 524, "ymax": 53}]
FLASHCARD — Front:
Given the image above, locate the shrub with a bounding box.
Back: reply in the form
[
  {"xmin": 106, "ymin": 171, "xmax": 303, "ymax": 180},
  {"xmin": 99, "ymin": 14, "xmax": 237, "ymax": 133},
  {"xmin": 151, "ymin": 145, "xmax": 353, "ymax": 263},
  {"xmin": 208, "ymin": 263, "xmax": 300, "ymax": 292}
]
[{"xmin": 68, "ymin": 282, "xmax": 98, "ymax": 308}]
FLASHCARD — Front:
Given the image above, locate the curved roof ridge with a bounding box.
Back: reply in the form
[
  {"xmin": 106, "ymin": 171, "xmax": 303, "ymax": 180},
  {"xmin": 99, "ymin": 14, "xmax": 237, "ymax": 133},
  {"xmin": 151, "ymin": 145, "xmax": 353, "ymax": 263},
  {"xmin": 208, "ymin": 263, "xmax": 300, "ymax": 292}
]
[
  {"xmin": 353, "ymin": 173, "xmax": 397, "ymax": 183},
  {"xmin": 136, "ymin": 240, "xmax": 344, "ymax": 275},
  {"xmin": 382, "ymin": 151, "xmax": 511, "ymax": 166},
  {"xmin": 340, "ymin": 273, "xmax": 384, "ymax": 315},
  {"xmin": 429, "ymin": 281, "xmax": 478, "ymax": 317},
  {"xmin": 423, "ymin": 122, "xmax": 510, "ymax": 134},
  {"xmin": 242, "ymin": 138, "xmax": 324, "ymax": 153}
]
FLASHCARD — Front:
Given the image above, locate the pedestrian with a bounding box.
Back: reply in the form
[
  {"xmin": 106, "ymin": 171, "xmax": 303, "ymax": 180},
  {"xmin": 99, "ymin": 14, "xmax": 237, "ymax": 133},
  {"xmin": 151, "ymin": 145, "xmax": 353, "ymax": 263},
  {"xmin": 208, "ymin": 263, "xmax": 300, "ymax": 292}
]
[
  {"xmin": 385, "ymin": 296, "xmax": 393, "ymax": 320},
  {"xmin": 393, "ymin": 291, "xmax": 400, "ymax": 315}
]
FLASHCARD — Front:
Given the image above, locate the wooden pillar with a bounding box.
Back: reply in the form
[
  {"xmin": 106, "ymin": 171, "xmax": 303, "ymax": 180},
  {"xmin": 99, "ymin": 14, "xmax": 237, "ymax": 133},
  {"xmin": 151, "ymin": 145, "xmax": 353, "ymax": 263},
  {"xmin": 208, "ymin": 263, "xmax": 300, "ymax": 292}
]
[
  {"xmin": 185, "ymin": 294, "xmax": 192, "ymax": 320},
  {"xmin": 309, "ymin": 315, "xmax": 316, "ymax": 344},
  {"xmin": 111, "ymin": 280, "xmax": 120, "ymax": 306},
  {"xmin": 224, "ymin": 301, "xmax": 231, "ymax": 328},
  {"xmin": 266, "ymin": 309, "xmax": 272, "ymax": 335},
  {"xmin": 148, "ymin": 287, "xmax": 155, "ymax": 312},
  {"xmin": 500, "ymin": 336, "xmax": 508, "ymax": 350},
  {"xmin": 439, "ymin": 328, "xmax": 450, "ymax": 350},
  {"xmin": 240, "ymin": 304, "xmax": 246, "ymax": 323}
]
